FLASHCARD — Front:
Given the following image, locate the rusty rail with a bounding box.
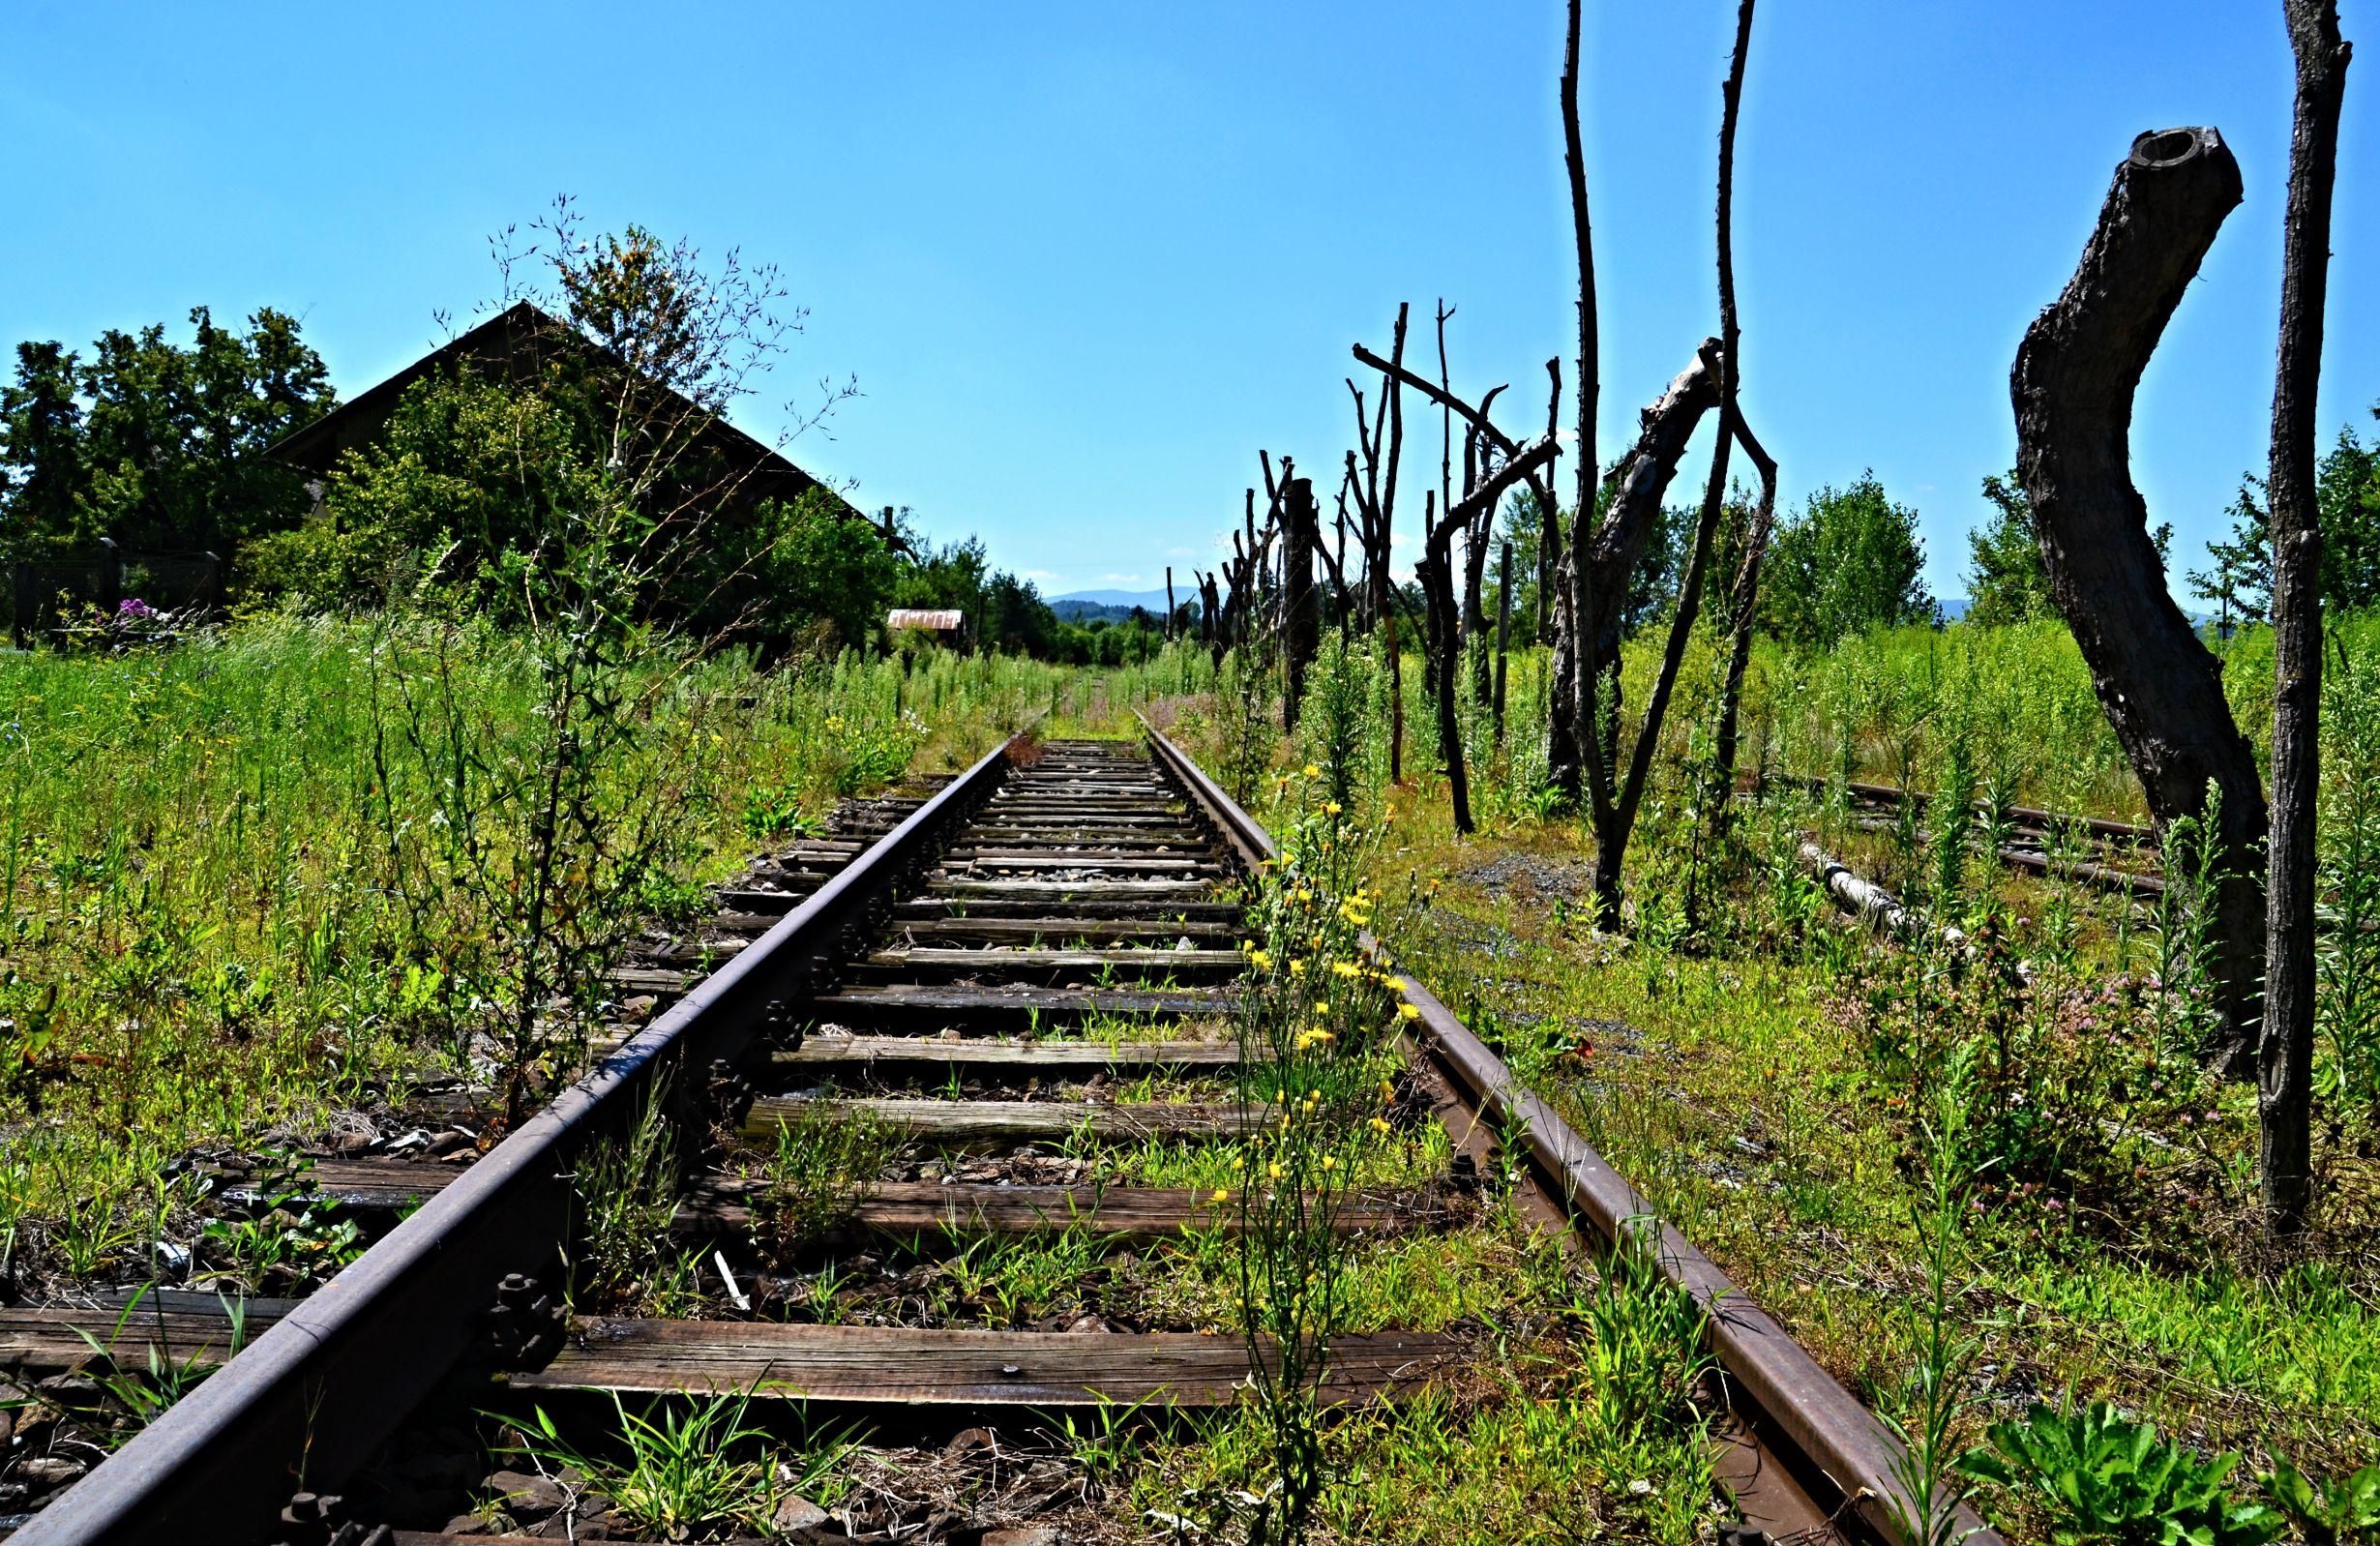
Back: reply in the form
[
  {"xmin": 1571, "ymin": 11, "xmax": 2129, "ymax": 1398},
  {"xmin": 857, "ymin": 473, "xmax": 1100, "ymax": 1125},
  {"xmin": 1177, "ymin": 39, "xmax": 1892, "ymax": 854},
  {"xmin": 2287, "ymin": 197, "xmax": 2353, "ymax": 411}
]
[
  {"xmin": 14, "ymin": 733, "xmax": 1029, "ymax": 1546},
  {"xmin": 1144, "ymin": 718, "xmax": 2004, "ymax": 1546}
]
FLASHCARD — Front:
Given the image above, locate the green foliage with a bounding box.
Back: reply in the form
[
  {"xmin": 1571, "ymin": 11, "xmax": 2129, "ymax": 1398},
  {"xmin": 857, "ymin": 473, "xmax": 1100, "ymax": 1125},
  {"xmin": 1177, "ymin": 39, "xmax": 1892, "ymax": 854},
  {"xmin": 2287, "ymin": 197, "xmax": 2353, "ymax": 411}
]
[
  {"xmin": 2316, "ymin": 414, "xmax": 2380, "ymax": 612},
  {"xmin": 2189, "ymin": 409, "xmax": 2380, "ymax": 630},
  {"xmin": 570, "ymin": 1085, "xmax": 699, "ymax": 1315},
  {"xmin": 2320, "ymin": 638, "xmax": 2380, "ymax": 1116},
  {"xmin": 0, "ymin": 309, "xmax": 333, "ymax": 559},
  {"xmin": 497, "ymin": 1389, "xmax": 848, "ymax": 1539},
  {"xmin": 1958, "ymin": 1401, "xmax": 2283, "ymax": 1546},
  {"xmin": 68, "ymin": 1290, "xmax": 249, "ymax": 1442},
  {"xmin": 2188, "ymin": 480, "xmax": 2275, "ymax": 635},
  {"xmin": 2262, "ymin": 1459, "xmax": 2380, "ymax": 1545},
  {"xmin": 196, "ymin": 1174, "xmax": 365, "ymax": 1295},
  {"xmin": 1230, "ymin": 775, "xmax": 1408, "ymax": 1543},
  {"xmin": 755, "ymin": 1100, "xmax": 905, "ymax": 1257},
  {"xmin": 1967, "ymin": 471, "xmax": 2054, "ymax": 628},
  {"xmin": 1766, "ymin": 471, "xmax": 1936, "ymax": 648},
  {"xmin": 1578, "ymin": 1217, "xmax": 1712, "ymax": 1446},
  {"xmin": 1880, "ymin": 1096, "xmax": 1981, "ymax": 1546},
  {"xmin": 710, "ymin": 488, "xmax": 906, "ymax": 651},
  {"xmin": 239, "ymin": 367, "xmax": 597, "ymax": 613},
  {"xmin": 892, "ymin": 530, "xmax": 1068, "ymax": 657},
  {"xmin": 1296, "ymin": 634, "xmax": 1375, "ymax": 816}
]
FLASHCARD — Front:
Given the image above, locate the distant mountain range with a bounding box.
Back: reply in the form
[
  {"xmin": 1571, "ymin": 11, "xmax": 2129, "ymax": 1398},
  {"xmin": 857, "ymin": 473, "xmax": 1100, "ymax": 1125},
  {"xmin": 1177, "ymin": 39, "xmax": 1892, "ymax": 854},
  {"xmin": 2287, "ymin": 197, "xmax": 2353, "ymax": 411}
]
[
  {"xmin": 1052, "ymin": 588, "xmax": 1175, "ymax": 609},
  {"xmin": 1051, "ymin": 588, "xmax": 1176, "ymax": 624}
]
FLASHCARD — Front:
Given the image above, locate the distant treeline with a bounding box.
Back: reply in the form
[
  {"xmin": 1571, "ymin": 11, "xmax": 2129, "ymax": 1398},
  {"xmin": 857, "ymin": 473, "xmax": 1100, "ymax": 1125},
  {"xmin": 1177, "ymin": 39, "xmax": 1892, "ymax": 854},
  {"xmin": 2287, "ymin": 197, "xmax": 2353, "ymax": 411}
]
[{"xmin": 0, "ymin": 305, "xmax": 1140, "ymax": 662}]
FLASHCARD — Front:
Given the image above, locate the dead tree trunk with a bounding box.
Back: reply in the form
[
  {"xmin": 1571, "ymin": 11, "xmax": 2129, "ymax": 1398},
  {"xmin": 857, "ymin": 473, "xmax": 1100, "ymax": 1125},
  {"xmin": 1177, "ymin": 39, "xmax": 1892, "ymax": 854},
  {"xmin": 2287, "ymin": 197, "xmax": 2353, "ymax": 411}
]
[
  {"xmin": 1559, "ymin": 342, "xmax": 1722, "ymax": 822},
  {"xmin": 1494, "ymin": 537, "xmax": 1513, "ymax": 741},
  {"xmin": 2263, "ymin": 0, "xmax": 2350, "ymax": 1233},
  {"xmin": 1712, "ymin": 414, "xmax": 1780, "ymax": 820},
  {"xmin": 2013, "ymin": 126, "xmax": 2268, "ymax": 1065},
  {"xmin": 1555, "ymin": 0, "xmax": 1601, "ymax": 810},
  {"xmin": 1424, "ymin": 436, "xmax": 1561, "ymax": 835},
  {"xmin": 1165, "ymin": 566, "xmax": 1175, "ymax": 642},
  {"xmin": 1418, "ymin": 506, "xmax": 1467, "ymax": 832},
  {"xmin": 1592, "ymin": 0, "xmax": 1759, "ymax": 917},
  {"xmin": 1281, "ymin": 474, "xmax": 1321, "ymax": 731},
  {"xmin": 1381, "ymin": 309, "xmax": 1409, "ymax": 784}
]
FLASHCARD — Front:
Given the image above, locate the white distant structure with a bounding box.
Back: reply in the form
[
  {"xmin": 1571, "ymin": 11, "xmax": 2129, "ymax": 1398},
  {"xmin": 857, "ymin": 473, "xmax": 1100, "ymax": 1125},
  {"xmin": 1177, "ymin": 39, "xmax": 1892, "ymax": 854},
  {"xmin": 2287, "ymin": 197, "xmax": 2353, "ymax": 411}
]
[{"xmin": 886, "ymin": 609, "xmax": 967, "ymax": 645}]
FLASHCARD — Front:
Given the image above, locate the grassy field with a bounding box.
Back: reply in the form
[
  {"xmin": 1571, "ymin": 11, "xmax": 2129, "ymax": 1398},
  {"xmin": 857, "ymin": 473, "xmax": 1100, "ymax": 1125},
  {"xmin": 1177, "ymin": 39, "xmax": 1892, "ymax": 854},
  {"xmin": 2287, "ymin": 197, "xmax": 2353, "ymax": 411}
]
[
  {"xmin": 0, "ymin": 615, "xmax": 1208, "ymax": 1293},
  {"xmin": 1150, "ymin": 618, "xmax": 2380, "ymax": 1540},
  {"xmin": 14, "ymin": 607, "xmax": 2379, "ymax": 1540}
]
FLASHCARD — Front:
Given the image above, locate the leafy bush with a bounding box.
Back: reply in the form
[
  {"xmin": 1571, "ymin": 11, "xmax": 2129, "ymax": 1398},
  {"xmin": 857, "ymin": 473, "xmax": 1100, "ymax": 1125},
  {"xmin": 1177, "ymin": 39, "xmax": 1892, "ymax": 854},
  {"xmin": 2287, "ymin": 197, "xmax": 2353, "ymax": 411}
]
[
  {"xmin": 1764, "ymin": 472, "xmax": 1936, "ymax": 648},
  {"xmin": 2263, "ymin": 1459, "xmax": 2380, "ymax": 1545},
  {"xmin": 1958, "ymin": 1401, "xmax": 2283, "ymax": 1546}
]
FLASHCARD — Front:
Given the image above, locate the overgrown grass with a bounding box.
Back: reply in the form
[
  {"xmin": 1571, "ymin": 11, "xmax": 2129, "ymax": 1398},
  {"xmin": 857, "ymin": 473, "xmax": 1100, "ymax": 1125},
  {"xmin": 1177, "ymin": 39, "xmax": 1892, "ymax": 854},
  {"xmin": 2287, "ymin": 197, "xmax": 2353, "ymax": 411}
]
[
  {"xmin": 0, "ymin": 614, "xmax": 1205, "ymax": 1290},
  {"xmin": 1371, "ymin": 779, "xmax": 2380, "ymax": 1529}
]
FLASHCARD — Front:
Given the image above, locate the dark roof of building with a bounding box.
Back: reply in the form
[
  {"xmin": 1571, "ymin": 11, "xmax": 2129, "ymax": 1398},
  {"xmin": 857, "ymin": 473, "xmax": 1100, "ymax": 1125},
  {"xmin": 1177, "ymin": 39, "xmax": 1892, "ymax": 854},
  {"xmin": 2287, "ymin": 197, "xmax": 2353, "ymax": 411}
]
[{"xmin": 268, "ymin": 301, "xmax": 859, "ymax": 520}]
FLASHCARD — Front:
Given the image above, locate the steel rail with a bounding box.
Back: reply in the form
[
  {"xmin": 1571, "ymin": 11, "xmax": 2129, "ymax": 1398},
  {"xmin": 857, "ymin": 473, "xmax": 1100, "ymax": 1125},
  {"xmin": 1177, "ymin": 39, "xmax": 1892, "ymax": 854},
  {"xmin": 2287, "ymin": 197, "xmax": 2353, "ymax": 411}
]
[
  {"xmin": 16, "ymin": 731, "xmax": 1030, "ymax": 1546},
  {"xmin": 1773, "ymin": 772, "xmax": 2158, "ymax": 847},
  {"xmin": 1141, "ymin": 716, "xmax": 2005, "ymax": 1546}
]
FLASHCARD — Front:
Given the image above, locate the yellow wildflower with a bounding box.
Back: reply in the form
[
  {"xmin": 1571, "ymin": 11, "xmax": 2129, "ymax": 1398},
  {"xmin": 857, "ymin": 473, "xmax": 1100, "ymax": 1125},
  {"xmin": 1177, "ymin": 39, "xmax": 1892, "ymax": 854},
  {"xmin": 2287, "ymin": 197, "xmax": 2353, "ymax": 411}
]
[
  {"xmin": 1210, "ymin": 1187, "xmax": 1230, "ymax": 1203},
  {"xmin": 1268, "ymin": 1163, "xmax": 1284, "ymax": 1180},
  {"xmin": 1302, "ymin": 763, "xmax": 1320, "ymax": 778},
  {"xmin": 1369, "ymin": 1116, "xmax": 1392, "ymax": 1134},
  {"xmin": 1321, "ymin": 1155, "xmax": 1338, "ymax": 1171},
  {"xmin": 1397, "ymin": 1003, "xmax": 1421, "ymax": 1022}
]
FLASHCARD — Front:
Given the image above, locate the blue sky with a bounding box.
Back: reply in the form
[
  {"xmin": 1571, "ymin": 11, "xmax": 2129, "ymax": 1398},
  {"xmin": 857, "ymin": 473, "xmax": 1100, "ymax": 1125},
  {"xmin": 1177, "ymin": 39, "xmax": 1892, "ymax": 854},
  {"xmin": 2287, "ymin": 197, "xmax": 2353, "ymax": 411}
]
[{"xmin": 4, "ymin": 1, "xmax": 2373, "ymax": 602}]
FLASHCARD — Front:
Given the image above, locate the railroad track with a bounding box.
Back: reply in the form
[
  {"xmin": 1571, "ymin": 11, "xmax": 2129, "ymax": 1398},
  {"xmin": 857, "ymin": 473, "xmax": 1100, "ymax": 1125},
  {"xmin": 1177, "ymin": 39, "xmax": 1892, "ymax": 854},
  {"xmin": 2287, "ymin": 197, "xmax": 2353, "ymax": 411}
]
[
  {"xmin": 8, "ymin": 733, "xmax": 2001, "ymax": 1546},
  {"xmin": 1771, "ymin": 773, "xmax": 2164, "ymax": 898}
]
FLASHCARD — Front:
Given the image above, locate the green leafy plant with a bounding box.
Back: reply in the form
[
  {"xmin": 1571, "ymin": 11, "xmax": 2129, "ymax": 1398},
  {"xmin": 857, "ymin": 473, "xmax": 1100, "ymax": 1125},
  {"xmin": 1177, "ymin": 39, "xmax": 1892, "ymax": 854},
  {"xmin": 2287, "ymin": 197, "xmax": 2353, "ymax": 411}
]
[
  {"xmin": 569, "ymin": 1084, "xmax": 699, "ymax": 1314},
  {"xmin": 1957, "ymin": 1400, "xmax": 2283, "ymax": 1546},
  {"xmin": 2262, "ymin": 1459, "xmax": 2380, "ymax": 1545},
  {"xmin": 740, "ymin": 780, "xmax": 822, "ymax": 841},
  {"xmin": 497, "ymin": 1388, "xmax": 850, "ymax": 1540},
  {"xmin": 1227, "ymin": 771, "xmax": 1405, "ymax": 1543},
  {"xmin": 756, "ymin": 1100, "xmax": 905, "ymax": 1257},
  {"xmin": 1879, "ymin": 1090, "xmax": 1981, "ymax": 1546},
  {"xmin": 1578, "ymin": 1215, "xmax": 1712, "ymax": 1445},
  {"xmin": 197, "ymin": 1194, "xmax": 363, "ymax": 1294},
  {"xmin": 70, "ymin": 1289, "xmax": 247, "ymax": 1439}
]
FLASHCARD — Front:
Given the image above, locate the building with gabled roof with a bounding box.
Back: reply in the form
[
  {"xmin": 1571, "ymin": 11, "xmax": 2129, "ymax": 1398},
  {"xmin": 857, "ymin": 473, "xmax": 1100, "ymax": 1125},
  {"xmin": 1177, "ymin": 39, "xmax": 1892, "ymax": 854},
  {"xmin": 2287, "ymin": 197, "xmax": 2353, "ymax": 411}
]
[{"xmin": 269, "ymin": 300, "xmax": 874, "ymax": 531}]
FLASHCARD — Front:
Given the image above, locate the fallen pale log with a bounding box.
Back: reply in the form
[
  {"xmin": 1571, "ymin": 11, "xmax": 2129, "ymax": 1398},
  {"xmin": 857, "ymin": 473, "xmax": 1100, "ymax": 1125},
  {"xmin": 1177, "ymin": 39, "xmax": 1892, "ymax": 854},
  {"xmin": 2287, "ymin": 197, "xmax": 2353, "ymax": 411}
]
[{"xmin": 1796, "ymin": 839, "xmax": 2037, "ymax": 983}]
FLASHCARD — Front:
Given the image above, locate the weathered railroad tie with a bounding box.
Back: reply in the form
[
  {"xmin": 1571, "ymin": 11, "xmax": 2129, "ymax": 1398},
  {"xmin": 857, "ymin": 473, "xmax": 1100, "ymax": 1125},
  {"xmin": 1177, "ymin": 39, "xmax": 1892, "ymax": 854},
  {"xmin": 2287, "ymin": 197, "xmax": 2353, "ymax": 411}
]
[{"xmin": 9, "ymin": 734, "xmax": 2001, "ymax": 1546}]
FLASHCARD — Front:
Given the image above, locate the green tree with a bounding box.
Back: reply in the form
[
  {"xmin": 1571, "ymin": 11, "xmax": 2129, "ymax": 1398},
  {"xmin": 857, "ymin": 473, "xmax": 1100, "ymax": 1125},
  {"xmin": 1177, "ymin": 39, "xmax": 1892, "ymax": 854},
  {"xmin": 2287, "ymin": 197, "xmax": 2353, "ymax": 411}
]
[
  {"xmin": 2185, "ymin": 408, "xmax": 2378, "ymax": 639},
  {"xmin": 0, "ymin": 309, "xmax": 333, "ymax": 558},
  {"xmin": 241, "ymin": 367, "xmax": 594, "ymax": 612},
  {"xmin": 2316, "ymin": 414, "xmax": 2380, "ymax": 609},
  {"xmin": 0, "ymin": 342, "xmax": 89, "ymax": 555},
  {"xmin": 730, "ymin": 488, "xmax": 903, "ymax": 650},
  {"xmin": 1965, "ymin": 471, "xmax": 2054, "ymax": 627},
  {"xmin": 1765, "ymin": 472, "xmax": 1936, "ymax": 647},
  {"xmin": 2188, "ymin": 479, "xmax": 2274, "ymax": 638}
]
